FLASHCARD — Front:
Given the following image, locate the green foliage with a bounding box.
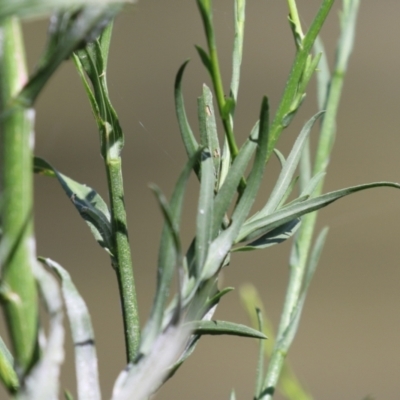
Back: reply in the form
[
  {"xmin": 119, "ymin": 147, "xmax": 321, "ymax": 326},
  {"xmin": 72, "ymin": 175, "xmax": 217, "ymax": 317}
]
[{"xmin": 0, "ymin": 0, "xmax": 395, "ymax": 399}]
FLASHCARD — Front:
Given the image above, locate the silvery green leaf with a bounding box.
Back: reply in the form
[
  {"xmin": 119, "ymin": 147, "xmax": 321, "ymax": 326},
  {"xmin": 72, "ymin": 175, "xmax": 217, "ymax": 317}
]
[
  {"xmin": 196, "ymin": 149, "xmax": 215, "ymax": 277},
  {"xmin": 212, "ymin": 120, "xmax": 259, "ymax": 238},
  {"xmin": 0, "ymin": 1, "xmax": 134, "ymax": 22},
  {"xmin": 0, "ymin": 335, "xmax": 18, "ymax": 392},
  {"xmin": 174, "ymin": 60, "xmax": 199, "ymax": 166},
  {"xmin": 237, "ymin": 182, "xmax": 400, "ymax": 243},
  {"xmin": 34, "ymin": 157, "xmax": 114, "ymax": 260},
  {"xmin": 233, "ymin": 218, "xmax": 301, "ymax": 251},
  {"xmin": 186, "ymin": 320, "xmax": 267, "ymax": 339},
  {"xmin": 201, "ymin": 97, "xmax": 269, "ymax": 281},
  {"xmin": 256, "ymin": 111, "xmax": 324, "ymax": 218},
  {"xmin": 19, "ymin": 260, "xmax": 64, "ymax": 400},
  {"xmin": 112, "ymin": 324, "xmax": 190, "ymax": 400},
  {"xmin": 140, "ymin": 150, "xmax": 200, "ymax": 355},
  {"xmin": 42, "ymin": 258, "xmax": 100, "ymax": 400}
]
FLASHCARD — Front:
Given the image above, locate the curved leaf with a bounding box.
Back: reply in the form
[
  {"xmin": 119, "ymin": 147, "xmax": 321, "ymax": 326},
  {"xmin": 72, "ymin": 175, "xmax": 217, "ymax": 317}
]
[
  {"xmin": 201, "ymin": 97, "xmax": 269, "ymax": 281},
  {"xmin": 234, "ymin": 218, "xmax": 301, "ymax": 251},
  {"xmin": 34, "ymin": 157, "xmax": 114, "ymax": 259},
  {"xmin": 212, "ymin": 121, "xmax": 259, "ymax": 238},
  {"xmin": 198, "ymin": 84, "xmax": 220, "ymax": 178},
  {"xmin": 41, "ymin": 258, "xmax": 100, "ymax": 400},
  {"xmin": 257, "ymin": 111, "xmax": 324, "ymax": 219},
  {"xmin": 0, "ymin": 335, "xmax": 18, "ymax": 392},
  {"xmin": 174, "ymin": 60, "xmax": 199, "ymax": 163},
  {"xmin": 186, "ymin": 320, "xmax": 267, "ymax": 339},
  {"xmin": 140, "ymin": 150, "xmax": 200, "ymax": 355},
  {"xmin": 196, "ymin": 149, "xmax": 215, "ymax": 277},
  {"xmin": 238, "ymin": 181, "xmax": 400, "ymax": 243},
  {"xmin": 20, "ymin": 260, "xmax": 64, "ymax": 400}
]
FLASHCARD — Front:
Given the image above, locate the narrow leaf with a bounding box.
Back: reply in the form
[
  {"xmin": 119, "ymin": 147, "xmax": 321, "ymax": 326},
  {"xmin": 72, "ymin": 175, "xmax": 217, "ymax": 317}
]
[
  {"xmin": 41, "ymin": 258, "xmax": 101, "ymax": 400},
  {"xmin": 195, "ymin": 45, "xmax": 212, "ymax": 75},
  {"xmin": 112, "ymin": 324, "xmax": 190, "ymax": 400},
  {"xmin": 258, "ymin": 112, "xmax": 324, "ymax": 218},
  {"xmin": 0, "ymin": 335, "xmax": 18, "ymax": 392},
  {"xmin": 174, "ymin": 60, "xmax": 199, "ymax": 162},
  {"xmin": 34, "ymin": 157, "xmax": 114, "ymax": 259},
  {"xmin": 198, "ymin": 84, "xmax": 220, "ymax": 178},
  {"xmin": 0, "ymin": 1, "xmax": 134, "ymax": 22},
  {"xmin": 201, "ymin": 97, "xmax": 269, "ymax": 280},
  {"xmin": 186, "ymin": 320, "xmax": 267, "ymax": 339},
  {"xmin": 19, "ymin": 260, "xmax": 64, "ymax": 400},
  {"xmin": 140, "ymin": 150, "xmax": 200, "ymax": 355},
  {"xmin": 196, "ymin": 149, "xmax": 215, "ymax": 277},
  {"xmin": 230, "ymin": 0, "xmax": 246, "ymax": 102},
  {"xmin": 255, "ymin": 308, "xmax": 265, "ymax": 399},
  {"xmin": 16, "ymin": 5, "xmax": 124, "ymax": 107},
  {"xmin": 238, "ymin": 182, "xmax": 400, "ymax": 243},
  {"xmin": 233, "ymin": 218, "xmax": 301, "ymax": 251},
  {"xmin": 212, "ymin": 121, "xmax": 259, "ymax": 238}
]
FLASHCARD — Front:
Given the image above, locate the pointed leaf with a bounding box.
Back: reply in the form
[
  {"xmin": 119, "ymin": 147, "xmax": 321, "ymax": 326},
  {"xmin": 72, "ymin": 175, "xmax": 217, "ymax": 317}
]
[
  {"xmin": 237, "ymin": 181, "xmax": 400, "ymax": 243},
  {"xmin": 0, "ymin": 335, "xmax": 18, "ymax": 392},
  {"xmin": 196, "ymin": 149, "xmax": 215, "ymax": 277},
  {"xmin": 233, "ymin": 218, "xmax": 301, "ymax": 251},
  {"xmin": 198, "ymin": 84, "xmax": 220, "ymax": 178},
  {"xmin": 255, "ymin": 308, "xmax": 265, "ymax": 399},
  {"xmin": 16, "ymin": 5, "xmax": 124, "ymax": 107},
  {"xmin": 34, "ymin": 157, "xmax": 114, "ymax": 259},
  {"xmin": 112, "ymin": 324, "xmax": 190, "ymax": 400},
  {"xmin": 195, "ymin": 45, "xmax": 212, "ymax": 76},
  {"xmin": 0, "ymin": 1, "xmax": 133, "ymax": 22},
  {"xmin": 212, "ymin": 120, "xmax": 259, "ymax": 237},
  {"xmin": 186, "ymin": 320, "xmax": 267, "ymax": 339},
  {"xmin": 140, "ymin": 150, "xmax": 200, "ymax": 355},
  {"xmin": 258, "ymin": 111, "xmax": 324, "ymax": 218},
  {"xmin": 20, "ymin": 260, "xmax": 64, "ymax": 400},
  {"xmin": 201, "ymin": 97, "xmax": 269, "ymax": 280},
  {"xmin": 174, "ymin": 60, "xmax": 199, "ymax": 163},
  {"xmin": 41, "ymin": 258, "xmax": 100, "ymax": 400}
]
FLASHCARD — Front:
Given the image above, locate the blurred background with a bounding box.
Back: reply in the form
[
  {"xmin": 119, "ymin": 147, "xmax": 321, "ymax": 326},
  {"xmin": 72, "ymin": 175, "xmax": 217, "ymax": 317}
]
[{"xmin": 3, "ymin": 0, "xmax": 400, "ymax": 398}]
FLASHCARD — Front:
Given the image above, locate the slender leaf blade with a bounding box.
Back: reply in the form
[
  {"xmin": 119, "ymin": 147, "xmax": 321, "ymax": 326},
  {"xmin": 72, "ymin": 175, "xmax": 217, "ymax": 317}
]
[
  {"xmin": 174, "ymin": 60, "xmax": 199, "ymax": 162},
  {"xmin": 34, "ymin": 157, "xmax": 114, "ymax": 258},
  {"xmin": 202, "ymin": 97, "xmax": 269, "ymax": 280},
  {"xmin": 187, "ymin": 320, "xmax": 267, "ymax": 339},
  {"xmin": 19, "ymin": 260, "xmax": 64, "ymax": 400},
  {"xmin": 238, "ymin": 182, "xmax": 400, "ymax": 243},
  {"xmin": 41, "ymin": 258, "xmax": 101, "ymax": 400}
]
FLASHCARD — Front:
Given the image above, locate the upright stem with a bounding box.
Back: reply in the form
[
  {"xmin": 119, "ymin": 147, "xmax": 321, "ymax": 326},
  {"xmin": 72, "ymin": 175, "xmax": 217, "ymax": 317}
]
[
  {"xmin": 0, "ymin": 18, "xmax": 38, "ymax": 376},
  {"xmin": 106, "ymin": 157, "xmax": 140, "ymax": 361}
]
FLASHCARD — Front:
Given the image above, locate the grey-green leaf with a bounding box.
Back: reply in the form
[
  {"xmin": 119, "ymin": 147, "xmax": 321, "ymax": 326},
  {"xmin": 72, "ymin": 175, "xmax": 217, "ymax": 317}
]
[
  {"xmin": 19, "ymin": 260, "xmax": 64, "ymax": 400},
  {"xmin": 233, "ymin": 218, "xmax": 301, "ymax": 251},
  {"xmin": 0, "ymin": 335, "xmax": 18, "ymax": 392},
  {"xmin": 212, "ymin": 120, "xmax": 259, "ymax": 238},
  {"xmin": 187, "ymin": 320, "xmax": 267, "ymax": 339},
  {"xmin": 257, "ymin": 111, "xmax": 324, "ymax": 218},
  {"xmin": 238, "ymin": 182, "xmax": 400, "ymax": 243},
  {"xmin": 174, "ymin": 60, "xmax": 199, "ymax": 164},
  {"xmin": 196, "ymin": 149, "xmax": 215, "ymax": 277},
  {"xmin": 34, "ymin": 157, "xmax": 114, "ymax": 259},
  {"xmin": 201, "ymin": 97, "xmax": 269, "ymax": 280},
  {"xmin": 140, "ymin": 150, "xmax": 200, "ymax": 355},
  {"xmin": 41, "ymin": 258, "xmax": 101, "ymax": 400}
]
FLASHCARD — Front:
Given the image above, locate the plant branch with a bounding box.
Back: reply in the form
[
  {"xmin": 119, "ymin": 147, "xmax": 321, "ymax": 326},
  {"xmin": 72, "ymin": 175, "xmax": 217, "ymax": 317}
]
[{"xmin": 0, "ymin": 17, "xmax": 38, "ymax": 376}]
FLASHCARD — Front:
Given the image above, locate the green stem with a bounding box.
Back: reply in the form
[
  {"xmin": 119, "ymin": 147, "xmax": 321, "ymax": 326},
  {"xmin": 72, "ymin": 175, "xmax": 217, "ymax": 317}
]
[
  {"xmin": 266, "ymin": 0, "xmax": 335, "ymax": 161},
  {"xmin": 106, "ymin": 157, "xmax": 140, "ymax": 361},
  {"xmin": 0, "ymin": 17, "xmax": 38, "ymax": 376},
  {"xmin": 261, "ymin": 2, "xmax": 360, "ymax": 397},
  {"xmin": 197, "ymin": 0, "xmax": 239, "ymax": 159},
  {"xmin": 287, "ymin": 0, "xmax": 304, "ymax": 40}
]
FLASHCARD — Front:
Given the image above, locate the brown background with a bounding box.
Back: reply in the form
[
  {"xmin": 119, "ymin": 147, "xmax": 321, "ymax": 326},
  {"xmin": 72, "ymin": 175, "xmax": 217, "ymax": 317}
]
[{"xmin": 3, "ymin": 1, "xmax": 400, "ymax": 399}]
